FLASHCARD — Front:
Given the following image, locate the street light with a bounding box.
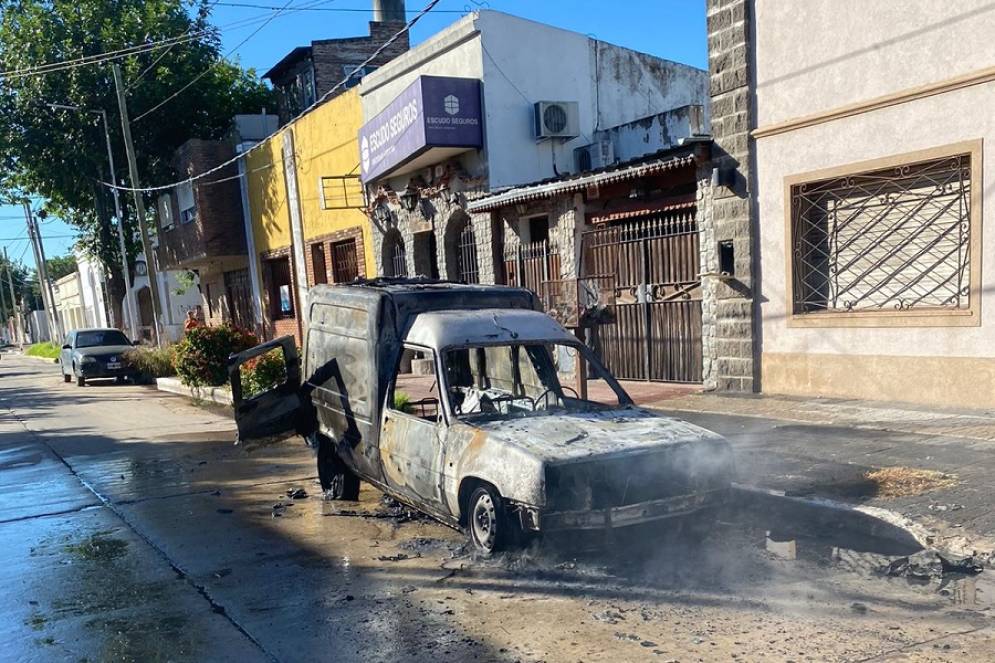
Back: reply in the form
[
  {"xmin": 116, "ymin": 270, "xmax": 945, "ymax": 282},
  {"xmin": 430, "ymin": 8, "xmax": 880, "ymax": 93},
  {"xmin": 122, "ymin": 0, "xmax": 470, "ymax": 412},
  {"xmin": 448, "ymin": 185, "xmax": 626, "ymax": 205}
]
[{"xmin": 48, "ymin": 103, "xmax": 139, "ymax": 340}]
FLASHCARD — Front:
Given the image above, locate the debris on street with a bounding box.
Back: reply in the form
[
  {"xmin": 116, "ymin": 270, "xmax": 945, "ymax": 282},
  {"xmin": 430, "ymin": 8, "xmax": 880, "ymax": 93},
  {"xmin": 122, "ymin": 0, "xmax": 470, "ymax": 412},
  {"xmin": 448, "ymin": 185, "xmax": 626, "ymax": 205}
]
[
  {"xmin": 864, "ymin": 467, "xmax": 957, "ymax": 497},
  {"xmin": 286, "ymin": 487, "xmax": 308, "ymax": 500},
  {"xmin": 882, "ymin": 551, "xmax": 985, "ymax": 579}
]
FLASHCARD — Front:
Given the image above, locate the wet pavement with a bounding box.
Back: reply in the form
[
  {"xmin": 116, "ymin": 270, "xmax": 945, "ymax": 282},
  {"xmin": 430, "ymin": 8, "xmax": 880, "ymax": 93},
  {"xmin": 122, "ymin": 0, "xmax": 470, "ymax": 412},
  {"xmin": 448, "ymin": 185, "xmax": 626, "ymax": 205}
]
[{"xmin": 3, "ymin": 353, "xmax": 995, "ymax": 661}]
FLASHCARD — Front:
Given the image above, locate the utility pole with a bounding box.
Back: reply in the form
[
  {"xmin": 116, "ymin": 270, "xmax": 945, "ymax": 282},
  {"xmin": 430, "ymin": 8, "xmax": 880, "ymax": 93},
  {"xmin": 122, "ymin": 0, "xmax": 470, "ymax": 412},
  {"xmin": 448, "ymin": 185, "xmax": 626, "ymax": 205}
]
[
  {"xmin": 98, "ymin": 109, "xmax": 139, "ymax": 341},
  {"xmin": 4, "ymin": 248, "xmax": 23, "ymax": 348},
  {"xmin": 112, "ymin": 63, "xmax": 162, "ymax": 346},
  {"xmin": 24, "ymin": 202, "xmax": 63, "ymax": 341}
]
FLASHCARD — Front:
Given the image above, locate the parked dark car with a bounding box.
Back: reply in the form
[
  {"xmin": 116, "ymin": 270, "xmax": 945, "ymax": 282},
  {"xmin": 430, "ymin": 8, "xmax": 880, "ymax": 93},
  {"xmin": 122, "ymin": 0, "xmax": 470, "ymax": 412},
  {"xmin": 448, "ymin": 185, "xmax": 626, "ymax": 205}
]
[{"xmin": 59, "ymin": 328, "xmax": 138, "ymax": 386}]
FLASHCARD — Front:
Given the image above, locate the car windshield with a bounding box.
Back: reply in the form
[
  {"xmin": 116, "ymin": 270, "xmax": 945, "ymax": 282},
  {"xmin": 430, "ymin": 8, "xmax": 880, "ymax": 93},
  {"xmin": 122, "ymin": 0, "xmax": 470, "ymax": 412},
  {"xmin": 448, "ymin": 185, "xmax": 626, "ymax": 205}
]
[
  {"xmin": 75, "ymin": 330, "xmax": 130, "ymax": 348},
  {"xmin": 442, "ymin": 342, "xmax": 621, "ymax": 419}
]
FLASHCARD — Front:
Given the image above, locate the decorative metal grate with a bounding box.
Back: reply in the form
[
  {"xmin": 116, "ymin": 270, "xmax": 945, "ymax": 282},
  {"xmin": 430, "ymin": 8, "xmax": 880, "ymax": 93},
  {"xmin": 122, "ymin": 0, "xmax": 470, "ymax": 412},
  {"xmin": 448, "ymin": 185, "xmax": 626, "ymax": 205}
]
[
  {"xmin": 791, "ymin": 154, "xmax": 972, "ymax": 313},
  {"xmin": 502, "ymin": 239, "xmax": 561, "ymax": 296},
  {"xmin": 456, "ymin": 222, "xmax": 480, "ymax": 284},
  {"xmin": 383, "ymin": 229, "xmax": 407, "ymax": 277},
  {"xmin": 331, "ymin": 239, "xmax": 360, "ymax": 283}
]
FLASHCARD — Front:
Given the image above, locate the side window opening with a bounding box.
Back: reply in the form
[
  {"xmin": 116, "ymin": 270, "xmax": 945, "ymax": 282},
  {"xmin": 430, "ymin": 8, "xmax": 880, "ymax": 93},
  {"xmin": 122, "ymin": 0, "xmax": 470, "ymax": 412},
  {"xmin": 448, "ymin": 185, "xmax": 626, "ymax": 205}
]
[
  {"xmin": 237, "ymin": 346, "xmax": 290, "ymax": 400},
  {"xmin": 390, "ymin": 347, "xmax": 440, "ymax": 423}
]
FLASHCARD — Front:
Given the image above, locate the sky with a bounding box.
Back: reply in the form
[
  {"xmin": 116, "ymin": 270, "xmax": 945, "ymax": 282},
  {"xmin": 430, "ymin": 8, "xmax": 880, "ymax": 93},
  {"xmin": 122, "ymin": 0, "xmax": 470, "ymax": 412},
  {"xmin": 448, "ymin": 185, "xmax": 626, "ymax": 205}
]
[{"xmin": 1, "ymin": 0, "xmax": 706, "ymax": 272}]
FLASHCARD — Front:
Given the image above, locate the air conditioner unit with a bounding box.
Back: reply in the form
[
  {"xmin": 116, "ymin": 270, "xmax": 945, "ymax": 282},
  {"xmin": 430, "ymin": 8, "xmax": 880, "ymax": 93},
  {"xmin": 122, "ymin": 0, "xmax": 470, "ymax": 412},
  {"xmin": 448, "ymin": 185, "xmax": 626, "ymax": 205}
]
[
  {"xmin": 533, "ymin": 101, "xmax": 580, "ymax": 140},
  {"xmin": 574, "ymin": 140, "xmax": 615, "ymax": 172}
]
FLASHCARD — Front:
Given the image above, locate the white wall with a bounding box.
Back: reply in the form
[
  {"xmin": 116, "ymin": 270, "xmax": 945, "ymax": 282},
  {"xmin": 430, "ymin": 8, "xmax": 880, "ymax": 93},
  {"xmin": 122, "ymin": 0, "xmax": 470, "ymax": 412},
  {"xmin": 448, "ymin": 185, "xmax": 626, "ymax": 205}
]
[
  {"xmin": 753, "ymin": 0, "xmax": 995, "ymax": 360},
  {"xmin": 754, "ymin": 0, "xmax": 995, "ymax": 127},
  {"xmin": 360, "ymin": 10, "xmax": 709, "ymax": 191},
  {"xmin": 76, "ymin": 252, "xmax": 108, "ymax": 328}
]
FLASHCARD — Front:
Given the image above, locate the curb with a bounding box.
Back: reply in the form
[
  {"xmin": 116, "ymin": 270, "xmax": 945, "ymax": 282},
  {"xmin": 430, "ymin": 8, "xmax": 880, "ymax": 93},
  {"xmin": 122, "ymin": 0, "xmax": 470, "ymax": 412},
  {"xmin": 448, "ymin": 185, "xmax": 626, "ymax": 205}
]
[{"xmin": 156, "ymin": 376, "xmax": 233, "ymax": 406}]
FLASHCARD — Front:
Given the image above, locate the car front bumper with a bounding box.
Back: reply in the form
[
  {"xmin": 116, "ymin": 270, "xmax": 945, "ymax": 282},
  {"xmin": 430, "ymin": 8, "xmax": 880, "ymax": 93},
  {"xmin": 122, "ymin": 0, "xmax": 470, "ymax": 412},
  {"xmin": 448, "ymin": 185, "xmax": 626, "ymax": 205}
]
[
  {"xmin": 539, "ymin": 488, "xmax": 729, "ymax": 532},
  {"xmin": 79, "ymin": 363, "xmax": 136, "ymax": 379}
]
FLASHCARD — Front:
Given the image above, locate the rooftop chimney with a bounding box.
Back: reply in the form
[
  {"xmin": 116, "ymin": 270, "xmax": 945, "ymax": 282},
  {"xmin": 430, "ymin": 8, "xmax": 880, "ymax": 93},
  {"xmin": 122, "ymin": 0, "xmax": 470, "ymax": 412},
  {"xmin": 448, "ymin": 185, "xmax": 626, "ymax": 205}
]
[{"xmin": 373, "ymin": 0, "xmax": 405, "ymax": 22}]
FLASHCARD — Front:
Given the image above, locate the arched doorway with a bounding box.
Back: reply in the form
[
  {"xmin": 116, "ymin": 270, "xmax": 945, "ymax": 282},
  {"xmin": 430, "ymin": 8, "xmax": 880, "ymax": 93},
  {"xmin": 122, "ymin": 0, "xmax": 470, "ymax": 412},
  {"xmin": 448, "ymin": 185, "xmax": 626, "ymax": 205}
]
[
  {"xmin": 382, "ymin": 228, "xmax": 407, "ymax": 277},
  {"xmin": 444, "ymin": 212, "xmax": 479, "ymax": 284}
]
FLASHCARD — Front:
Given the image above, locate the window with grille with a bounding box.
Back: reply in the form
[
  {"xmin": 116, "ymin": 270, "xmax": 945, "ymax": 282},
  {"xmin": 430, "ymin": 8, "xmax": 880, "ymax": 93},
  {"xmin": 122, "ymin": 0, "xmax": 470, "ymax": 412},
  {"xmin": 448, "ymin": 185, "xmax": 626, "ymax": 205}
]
[
  {"xmin": 383, "ymin": 229, "xmax": 407, "ymax": 277},
  {"xmin": 790, "ymin": 151, "xmax": 973, "ymax": 316},
  {"xmin": 456, "ymin": 222, "xmax": 480, "ymax": 284},
  {"xmin": 331, "ymin": 239, "xmax": 359, "ymax": 283}
]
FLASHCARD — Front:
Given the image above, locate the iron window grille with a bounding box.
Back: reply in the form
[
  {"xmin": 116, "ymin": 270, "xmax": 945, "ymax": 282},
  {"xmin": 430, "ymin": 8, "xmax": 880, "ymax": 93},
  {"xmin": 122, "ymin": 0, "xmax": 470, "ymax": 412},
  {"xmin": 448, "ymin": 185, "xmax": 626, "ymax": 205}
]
[
  {"xmin": 383, "ymin": 229, "xmax": 407, "ymax": 278},
  {"xmin": 790, "ymin": 153, "xmax": 972, "ymax": 315},
  {"xmin": 331, "ymin": 239, "xmax": 360, "ymax": 283},
  {"xmin": 318, "ymin": 175, "xmax": 364, "ymax": 210},
  {"xmin": 456, "ymin": 222, "xmax": 480, "ymax": 284}
]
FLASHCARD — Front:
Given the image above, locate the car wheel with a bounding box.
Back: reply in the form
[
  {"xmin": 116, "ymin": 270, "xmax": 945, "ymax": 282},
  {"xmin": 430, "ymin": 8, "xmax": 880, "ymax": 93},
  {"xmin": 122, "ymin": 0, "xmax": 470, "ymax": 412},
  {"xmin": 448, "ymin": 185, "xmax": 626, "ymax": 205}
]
[
  {"xmin": 62, "ymin": 365, "xmax": 71, "ymax": 383},
  {"xmin": 468, "ymin": 484, "xmax": 510, "ymax": 556},
  {"xmin": 317, "ymin": 437, "xmax": 360, "ymax": 500},
  {"xmin": 76, "ymin": 371, "xmax": 85, "ymax": 387},
  {"xmin": 115, "ymin": 376, "xmax": 127, "ymax": 384}
]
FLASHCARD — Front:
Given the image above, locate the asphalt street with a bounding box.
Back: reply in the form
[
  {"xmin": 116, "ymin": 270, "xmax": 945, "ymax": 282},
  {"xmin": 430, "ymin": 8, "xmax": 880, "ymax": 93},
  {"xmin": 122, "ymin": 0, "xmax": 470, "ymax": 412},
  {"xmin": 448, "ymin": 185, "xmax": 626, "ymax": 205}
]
[{"xmin": 3, "ymin": 352, "xmax": 994, "ymax": 662}]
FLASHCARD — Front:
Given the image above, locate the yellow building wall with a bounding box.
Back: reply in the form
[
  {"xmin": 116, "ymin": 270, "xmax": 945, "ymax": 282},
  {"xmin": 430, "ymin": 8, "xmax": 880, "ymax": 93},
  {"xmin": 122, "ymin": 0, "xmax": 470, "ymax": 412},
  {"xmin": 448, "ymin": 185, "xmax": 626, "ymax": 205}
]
[
  {"xmin": 246, "ymin": 130, "xmax": 291, "ymax": 254},
  {"xmin": 292, "ymin": 88, "xmax": 374, "ymax": 275}
]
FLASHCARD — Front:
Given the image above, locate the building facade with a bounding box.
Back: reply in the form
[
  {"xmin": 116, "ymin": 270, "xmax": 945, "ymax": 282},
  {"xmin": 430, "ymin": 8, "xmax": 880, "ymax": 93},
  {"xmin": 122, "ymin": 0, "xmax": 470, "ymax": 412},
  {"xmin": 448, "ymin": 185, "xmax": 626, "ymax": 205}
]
[
  {"xmin": 157, "ymin": 116, "xmax": 278, "ymax": 334},
  {"xmin": 263, "ymin": 18, "xmax": 409, "ymax": 126},
  {"xmin": 709, "ymin": 0, "xmax": 995, "ymax": 407},
  {"xmin": 245, "ymin": 88, "xmax": 374, "ymax": 342},
  {"xmin": 358, "ymin": 10, "xmax": 710, "ymax": 382}
]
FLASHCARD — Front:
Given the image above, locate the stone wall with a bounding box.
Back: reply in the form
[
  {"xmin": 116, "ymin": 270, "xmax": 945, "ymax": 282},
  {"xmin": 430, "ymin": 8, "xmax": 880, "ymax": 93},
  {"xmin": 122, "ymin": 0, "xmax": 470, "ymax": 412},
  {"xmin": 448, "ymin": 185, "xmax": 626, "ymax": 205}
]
[
  {"xmin": 368, "ymin": 165, "xmax": 495, "ymax": 284},
  {"xmin": 703, "ymin": 0, "xmax": 757, "ymax": 392}
]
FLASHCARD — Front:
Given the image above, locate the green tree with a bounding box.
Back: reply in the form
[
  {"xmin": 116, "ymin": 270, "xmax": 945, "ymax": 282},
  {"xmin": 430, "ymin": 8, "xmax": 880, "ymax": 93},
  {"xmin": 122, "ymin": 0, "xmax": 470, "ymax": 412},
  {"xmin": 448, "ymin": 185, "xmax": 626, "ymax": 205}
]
[
  {"xmin": 45, "ymin": 254, "xmax": 77, "ymax": 281},
  {"xmin": 0, "ymin": 0, "xmax": 274, "ymax": 323}
]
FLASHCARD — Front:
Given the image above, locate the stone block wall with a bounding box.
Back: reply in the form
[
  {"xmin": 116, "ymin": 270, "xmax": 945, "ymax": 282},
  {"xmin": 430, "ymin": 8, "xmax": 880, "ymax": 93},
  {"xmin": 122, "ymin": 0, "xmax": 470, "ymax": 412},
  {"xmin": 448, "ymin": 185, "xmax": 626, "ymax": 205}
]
[{"xmin": 703, "ymin": 0, "xmax": 757, "ymax": 392}]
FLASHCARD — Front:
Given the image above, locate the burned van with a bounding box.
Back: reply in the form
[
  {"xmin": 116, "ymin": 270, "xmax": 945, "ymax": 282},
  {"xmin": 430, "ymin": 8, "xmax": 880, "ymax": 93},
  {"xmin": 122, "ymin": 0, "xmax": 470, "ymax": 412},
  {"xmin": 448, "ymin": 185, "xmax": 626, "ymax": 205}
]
[{"xmin": 229, "ymin": 279, "xmax": 733, "ymax": 554}]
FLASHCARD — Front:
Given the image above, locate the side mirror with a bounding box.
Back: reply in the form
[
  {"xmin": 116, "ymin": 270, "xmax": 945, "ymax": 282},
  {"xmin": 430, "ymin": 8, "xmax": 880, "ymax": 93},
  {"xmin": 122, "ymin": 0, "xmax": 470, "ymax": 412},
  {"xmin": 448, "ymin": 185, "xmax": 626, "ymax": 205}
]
[{"xmin": 61, "ymin": 344, "xmax": 71, "ymax": 350}]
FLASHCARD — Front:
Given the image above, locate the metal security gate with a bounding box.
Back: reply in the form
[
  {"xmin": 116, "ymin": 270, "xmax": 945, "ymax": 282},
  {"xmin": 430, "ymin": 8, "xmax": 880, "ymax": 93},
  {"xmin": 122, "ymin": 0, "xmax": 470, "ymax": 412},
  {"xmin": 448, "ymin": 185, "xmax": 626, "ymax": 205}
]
[{"xmin": 582, "ymin": 212, "xmax": 702, "ymax": 383}]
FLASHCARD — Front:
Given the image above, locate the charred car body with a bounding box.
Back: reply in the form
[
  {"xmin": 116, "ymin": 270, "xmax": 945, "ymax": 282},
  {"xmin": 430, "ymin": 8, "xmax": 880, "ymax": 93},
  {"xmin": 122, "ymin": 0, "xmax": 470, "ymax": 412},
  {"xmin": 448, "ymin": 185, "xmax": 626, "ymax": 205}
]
[{"xmin": 229, "ymin": 279, "xmax": 733, "ymax": 554}]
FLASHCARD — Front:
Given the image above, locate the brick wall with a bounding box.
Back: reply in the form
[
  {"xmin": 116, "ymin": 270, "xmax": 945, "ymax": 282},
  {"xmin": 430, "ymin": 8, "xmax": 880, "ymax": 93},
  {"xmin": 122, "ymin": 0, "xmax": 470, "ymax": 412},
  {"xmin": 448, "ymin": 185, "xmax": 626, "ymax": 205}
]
[
  {"xmin": 312, "ymin": 22, "xmax": 409, "ymax": 100},
  {"xmin": 259, "ymin": 248, "xmax": 301, "ymax": 344},
  {"xmin": 702, "ymin": 0, "xmax": 757, "ymax": 392},
  {"xmin": 304, "ymin": 227, "xmax": 368, "ymax": 286},
  {"xmin": 160, "ymin": 139, "xmax": 246, "ymax": 270}
]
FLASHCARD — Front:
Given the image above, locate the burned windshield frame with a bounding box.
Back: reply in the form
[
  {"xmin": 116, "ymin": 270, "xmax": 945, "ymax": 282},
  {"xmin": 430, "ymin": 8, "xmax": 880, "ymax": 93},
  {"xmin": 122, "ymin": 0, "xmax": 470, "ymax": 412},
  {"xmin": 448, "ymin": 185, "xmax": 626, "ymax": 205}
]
[
  {"xmin": 75, "ymin": 330, "xmax": 131, "ymax": 348},
  {"xmin": 439, "ymin": 340, "xmax": 631, "ymax": 419}
]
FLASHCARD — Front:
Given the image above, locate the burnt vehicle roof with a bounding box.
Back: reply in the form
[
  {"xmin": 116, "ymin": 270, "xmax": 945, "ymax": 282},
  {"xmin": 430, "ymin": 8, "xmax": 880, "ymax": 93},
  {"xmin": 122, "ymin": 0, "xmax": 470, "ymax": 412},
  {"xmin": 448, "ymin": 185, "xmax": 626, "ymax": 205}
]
[
  {"xmin": 307, "ymin": 278, "xmax": 540, "ymax": 319},
  {"xmin": 406, "ymin": 309, "xmax": 576, "ymax": 348}
]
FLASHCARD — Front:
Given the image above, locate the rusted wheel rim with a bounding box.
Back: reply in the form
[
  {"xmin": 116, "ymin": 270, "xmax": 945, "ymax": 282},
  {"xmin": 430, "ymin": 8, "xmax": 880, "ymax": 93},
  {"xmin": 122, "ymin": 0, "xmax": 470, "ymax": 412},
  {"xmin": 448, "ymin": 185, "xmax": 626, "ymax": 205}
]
[{"xmin": 471, "ymin": 493, "xmax": 497, "ymax": 551}]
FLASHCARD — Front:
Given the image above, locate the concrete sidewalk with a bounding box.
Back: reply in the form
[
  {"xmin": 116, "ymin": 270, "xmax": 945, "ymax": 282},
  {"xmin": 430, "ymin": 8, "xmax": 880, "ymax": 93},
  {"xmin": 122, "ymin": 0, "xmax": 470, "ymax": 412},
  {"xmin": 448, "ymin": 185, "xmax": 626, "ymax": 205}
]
[{"xmin": 648, "ymin": 391, "xmax": 995, "ymax": 557}]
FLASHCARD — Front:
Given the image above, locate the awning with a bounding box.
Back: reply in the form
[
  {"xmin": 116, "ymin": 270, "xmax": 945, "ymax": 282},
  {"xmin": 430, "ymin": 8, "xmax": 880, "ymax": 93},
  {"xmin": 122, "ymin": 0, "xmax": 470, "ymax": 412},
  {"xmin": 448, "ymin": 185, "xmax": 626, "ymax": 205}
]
[{"xmin": 467, "ymin": 146, "xmax": 703, "ymax": 213}]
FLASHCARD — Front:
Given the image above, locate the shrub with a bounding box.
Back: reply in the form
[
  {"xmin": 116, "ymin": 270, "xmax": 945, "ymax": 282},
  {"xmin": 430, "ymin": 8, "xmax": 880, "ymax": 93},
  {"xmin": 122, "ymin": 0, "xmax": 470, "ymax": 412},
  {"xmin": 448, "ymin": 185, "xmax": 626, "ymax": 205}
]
[
  {"xmin": 173, "ymin": 324, "xmax": 258, "ymax": 387},
  {"xmin": 393, "ymin": 390, "xmax": 413, "ymax": 413},
  {"xmin": 240, "ymin": 348, "xmax": 287, "ymax": 399},
  {"xmin": 123, "ymin": 346, "xmax": 177, "ymax": 382},
  {"xmin": 25, "ymin": 342, "xmax": 60, "ymax": 359}
]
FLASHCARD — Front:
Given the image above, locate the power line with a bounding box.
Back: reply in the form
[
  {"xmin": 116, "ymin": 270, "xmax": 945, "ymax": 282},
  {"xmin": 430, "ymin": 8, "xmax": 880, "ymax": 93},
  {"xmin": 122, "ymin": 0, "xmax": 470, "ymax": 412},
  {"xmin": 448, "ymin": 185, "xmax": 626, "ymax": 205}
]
[
  {"xmin": 214, "ymin": 1, "xmax": 465, "ymax": 12},
  {"xmin": 133, "ymin": 0, "xmax": 307, "ymax": 122},
  {"xmin": 127, "ymin": 0, "xmax": 224, "ymax": 92},
  {"xmin": 101, "ymin": 0, "xmax": 444, "ymax": 194},
  {"xmin": 0, "ymin": 5, "xmax": 318, "ymax": 80}
]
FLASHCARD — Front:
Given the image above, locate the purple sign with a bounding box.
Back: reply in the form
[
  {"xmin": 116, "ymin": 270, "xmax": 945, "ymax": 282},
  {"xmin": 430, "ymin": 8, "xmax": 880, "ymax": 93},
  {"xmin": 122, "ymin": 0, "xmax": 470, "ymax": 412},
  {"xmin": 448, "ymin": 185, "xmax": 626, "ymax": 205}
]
[{"xmin": 360, "ymin": 76, "xmax": 483, "ymax": 182}]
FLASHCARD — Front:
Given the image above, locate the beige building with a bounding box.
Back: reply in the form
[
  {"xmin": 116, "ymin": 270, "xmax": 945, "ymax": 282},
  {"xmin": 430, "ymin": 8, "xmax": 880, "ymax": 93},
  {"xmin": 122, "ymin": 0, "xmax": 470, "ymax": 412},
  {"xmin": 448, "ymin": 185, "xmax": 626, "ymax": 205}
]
[
  {"xmin": 709, "ymin": 0, "xmax": 995, "ymax": 407},
  {"xmin": 53, "ymin": 271, "xmax": 87, "ymax": 333}
]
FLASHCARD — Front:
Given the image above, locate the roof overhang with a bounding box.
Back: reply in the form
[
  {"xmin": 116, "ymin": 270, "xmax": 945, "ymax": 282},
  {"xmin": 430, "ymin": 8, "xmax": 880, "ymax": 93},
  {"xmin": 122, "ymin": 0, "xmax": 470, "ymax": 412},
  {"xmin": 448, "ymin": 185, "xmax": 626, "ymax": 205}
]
[{"xmin": 467, "ymin": 142, "xmax": 709, "ymax": 213}]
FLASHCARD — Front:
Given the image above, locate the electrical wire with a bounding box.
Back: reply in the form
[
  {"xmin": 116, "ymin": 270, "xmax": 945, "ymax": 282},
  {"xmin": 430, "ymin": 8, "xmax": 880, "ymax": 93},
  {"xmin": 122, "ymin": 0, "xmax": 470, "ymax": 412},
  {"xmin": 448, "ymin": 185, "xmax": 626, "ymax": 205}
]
[
  {"xmin": 0, "ymin": 5, "xmax": 323, "ymax": 80},
  {"xmin": 133, "ymin": 0, "xmax": 300, "ymax": 122},
  {"xmin": 126, "ymin": 0, "xmax": 224, "ymax": 92},
  {"xmin": 213, "ymin": 1, "xmax": 464, "ymax": 12},
  {"xmin": 100, "ymin": 0, "xmax": 443, "ymax": 194}
]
